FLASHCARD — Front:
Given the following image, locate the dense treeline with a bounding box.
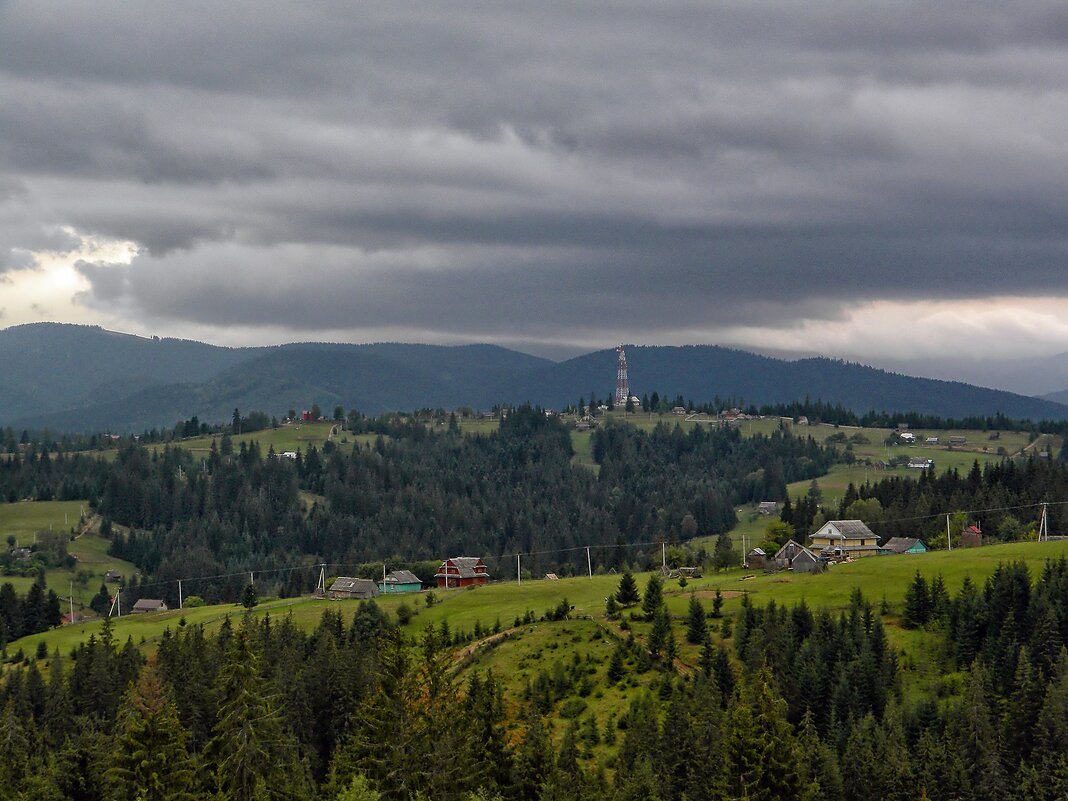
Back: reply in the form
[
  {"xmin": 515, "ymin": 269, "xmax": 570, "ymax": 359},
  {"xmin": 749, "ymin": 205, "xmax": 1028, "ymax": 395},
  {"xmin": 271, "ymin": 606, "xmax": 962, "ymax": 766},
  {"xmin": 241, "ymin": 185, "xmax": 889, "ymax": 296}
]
[
  {"xmin": 781, "ymin": 456, "xmax": 1068, "ymax": 542},
  {"xmin": 754, "ymin": 398, "xmax": 1068, "ymax": 437},
  {"xmin": 0, "ymin": 407, "xmax": 839, "ymax": 605},
  {"xmin": 0, "ymin": 578, "xmax": 62, "ymax": 646}
]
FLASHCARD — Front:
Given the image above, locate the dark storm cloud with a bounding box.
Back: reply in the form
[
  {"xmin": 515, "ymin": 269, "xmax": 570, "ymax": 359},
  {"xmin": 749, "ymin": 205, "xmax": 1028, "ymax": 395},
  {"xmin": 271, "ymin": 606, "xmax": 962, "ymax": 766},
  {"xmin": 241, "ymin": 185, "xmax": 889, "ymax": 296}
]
[{"xmin": 3, "ymin": 0, "xmax": 1068, "ymax": 342}]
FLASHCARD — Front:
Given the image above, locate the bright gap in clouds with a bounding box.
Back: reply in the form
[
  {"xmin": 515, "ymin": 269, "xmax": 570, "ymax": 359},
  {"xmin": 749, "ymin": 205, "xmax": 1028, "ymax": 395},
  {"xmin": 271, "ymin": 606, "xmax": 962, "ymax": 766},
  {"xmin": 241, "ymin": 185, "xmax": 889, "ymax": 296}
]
[
  {"xmin": 3, "ymin": 230, "xmax": 138, "ymax": 326},
  {"xmin": 714, "ymin": 299, "xmax": 1068, "ymax": 363}
]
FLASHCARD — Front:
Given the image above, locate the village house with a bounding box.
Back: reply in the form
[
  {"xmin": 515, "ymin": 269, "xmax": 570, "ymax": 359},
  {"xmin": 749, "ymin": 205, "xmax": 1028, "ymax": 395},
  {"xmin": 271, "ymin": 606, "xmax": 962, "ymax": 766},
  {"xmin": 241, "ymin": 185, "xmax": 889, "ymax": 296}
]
[
  {"xmin": 899, "ymin": 432, "xmax": 916, "ymax": 443},
  {"xmin": 907, "ymin": 457, "xmax": 934, "ymax": 469},
  {"xmin": 881, "ymin": 537, "xmax": 928, "ymax": 555},
  {"xmin": 329, "ymin": 577, "xmax": 380, "ymax": 599},
  {"xmin": 10, "ymin": 547, "xmax": 32, "ymax": 561},
  {"xmin": 809, "ymin": 519, "xmax": 881, "ymax": 559},
  {"xmin": 434, "ymin": 556, "xmax": 489, "ymax": 588},
  {"xmin": 757, "ymin": 501, "xmax": 779, "ymax": 516},
  {"xmin": 131, "ymin": 599, "xmax": 168, "ymax": 614},
  {"xmin": 378, "ymin": 569, "xmax": 422, "ymax": 594},
  {"xmin": 926, "ymin": 437, "xmax": 940, "ymax": 445},
  {"xmin": 104, "ymin": 570, "xmax": 123, "ymax": 582},
  {"xmin": 671, "ymin": 406, "xmax": 687, "ymax": 415},
  {"xmin": 949, "ymin": 436, "xmax": 967, "ymax": 446}
]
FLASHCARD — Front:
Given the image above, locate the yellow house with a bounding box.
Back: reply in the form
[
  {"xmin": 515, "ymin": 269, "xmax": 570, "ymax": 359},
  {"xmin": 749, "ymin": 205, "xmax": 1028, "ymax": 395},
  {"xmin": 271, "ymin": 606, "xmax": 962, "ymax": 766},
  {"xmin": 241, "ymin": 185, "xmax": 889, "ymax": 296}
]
[{"xmin": 809, "ymin": 519, "xmax": 881, "ymax": 558}]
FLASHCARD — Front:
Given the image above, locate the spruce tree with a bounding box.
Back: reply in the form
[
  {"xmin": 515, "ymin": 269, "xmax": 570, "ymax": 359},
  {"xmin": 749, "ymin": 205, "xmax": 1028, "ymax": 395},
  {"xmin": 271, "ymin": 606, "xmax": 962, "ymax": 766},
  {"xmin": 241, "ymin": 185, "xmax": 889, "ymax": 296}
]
[
  {"xmin": 241, "ymin": 582, "xmax": 257, "ymax": 609},
  {"xmin": 685, "ymin": 594, "xmax": 707, "ymax": 645},
  {"xmin": 902, "ymin": 571, "xmax": 930, "ymax": 628},
  {"xmin": 641, "ymin": 574, "xmax": 664, "ymax": 621},
  {"xmin": 106, "ymin": 664, "xmax": 197, "ymax": 801},
  {"xmin": 615, "ymin": 570, "xmax": 640, "ymax": 607},
  {"xmin": 207, "ymin": 628, "xmax": 306, "ymax": 801},
  {"xmin": 947, "ymin": 664, "xmax": 1007, "ymax": 801},
  {"xmin": 607, "ymin": 643, "xmax": 626, "ymax": 684},
  {"xmin": 711, "ymin": 587, "xmax": 724, "ymax": 618}
]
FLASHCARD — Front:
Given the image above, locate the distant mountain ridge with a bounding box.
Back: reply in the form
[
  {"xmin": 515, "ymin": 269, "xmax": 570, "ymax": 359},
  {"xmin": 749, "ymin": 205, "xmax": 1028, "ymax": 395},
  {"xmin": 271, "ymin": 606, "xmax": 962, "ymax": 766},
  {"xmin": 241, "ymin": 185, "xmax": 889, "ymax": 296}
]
[{"xmin": 2, "ymin": 323, "xmax": 1067, "ymax": 432}]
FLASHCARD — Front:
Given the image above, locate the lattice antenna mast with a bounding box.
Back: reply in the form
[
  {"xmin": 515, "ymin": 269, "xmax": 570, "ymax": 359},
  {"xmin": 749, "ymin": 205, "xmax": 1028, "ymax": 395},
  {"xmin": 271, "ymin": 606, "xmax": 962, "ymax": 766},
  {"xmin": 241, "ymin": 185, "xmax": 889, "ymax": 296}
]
[{"xmin": 615, "ymin": 345, "xmax": 630, "ymax": 406}]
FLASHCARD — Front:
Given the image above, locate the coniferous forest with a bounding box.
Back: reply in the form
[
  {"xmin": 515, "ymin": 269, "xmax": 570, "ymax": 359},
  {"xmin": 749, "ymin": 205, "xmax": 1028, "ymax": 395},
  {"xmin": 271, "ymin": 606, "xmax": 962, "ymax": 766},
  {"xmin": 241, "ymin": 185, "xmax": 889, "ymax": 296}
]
[
  {"xmin": 5, "ymin": 559, "xmax": 1068, "ymax": 799},
  {"xmin": 8, "ymin": 409, "xmax": 1068, "ymax": 798},
  {"xmin": 0, "ymin": 409, "xmax": 836, "ymax": 605}
]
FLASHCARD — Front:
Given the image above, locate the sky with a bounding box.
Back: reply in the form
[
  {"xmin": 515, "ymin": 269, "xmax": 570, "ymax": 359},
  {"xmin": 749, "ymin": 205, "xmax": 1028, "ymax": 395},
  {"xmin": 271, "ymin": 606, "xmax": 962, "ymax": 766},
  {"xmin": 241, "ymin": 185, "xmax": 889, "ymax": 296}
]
[{"xmin": 2, "ymin": 1, "xmax": 1068, "ymax": 375}]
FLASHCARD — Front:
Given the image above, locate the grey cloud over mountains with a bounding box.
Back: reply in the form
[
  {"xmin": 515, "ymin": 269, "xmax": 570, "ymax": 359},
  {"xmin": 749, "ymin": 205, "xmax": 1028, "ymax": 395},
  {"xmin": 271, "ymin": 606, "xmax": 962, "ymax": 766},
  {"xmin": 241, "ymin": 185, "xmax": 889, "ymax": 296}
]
[{"xmin": 2, "ymin": 1, "xmax": 1068, "ymax": 346}]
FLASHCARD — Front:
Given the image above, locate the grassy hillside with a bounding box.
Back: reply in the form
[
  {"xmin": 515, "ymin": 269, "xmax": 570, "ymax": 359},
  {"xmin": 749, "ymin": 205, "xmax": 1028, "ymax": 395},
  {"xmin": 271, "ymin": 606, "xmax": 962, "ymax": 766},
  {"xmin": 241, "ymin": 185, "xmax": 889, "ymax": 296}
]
[
  {"xmin": 12, "ymin": 539, "xmax": 1068, "ymax": 663},
  {"xmin": 0, "ymin": 500, "xmax": 138, "ymax": 605}
]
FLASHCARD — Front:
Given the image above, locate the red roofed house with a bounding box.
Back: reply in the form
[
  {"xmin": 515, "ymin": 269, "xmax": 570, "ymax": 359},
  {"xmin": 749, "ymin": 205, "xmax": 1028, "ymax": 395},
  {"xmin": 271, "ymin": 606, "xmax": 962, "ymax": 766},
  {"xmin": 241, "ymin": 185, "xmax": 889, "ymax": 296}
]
[
  {"xmin": 434, "ymin": 557, "xmax": 489, "ymax": 589},
  {"xmin": 961, "ymin": 524, "xmax": 982, "ymax": 548}
]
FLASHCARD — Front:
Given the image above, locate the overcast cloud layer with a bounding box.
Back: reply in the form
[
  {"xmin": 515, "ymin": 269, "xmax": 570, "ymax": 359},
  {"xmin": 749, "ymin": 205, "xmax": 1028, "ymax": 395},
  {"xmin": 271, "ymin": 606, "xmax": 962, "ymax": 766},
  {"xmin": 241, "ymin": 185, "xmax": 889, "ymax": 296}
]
[{"xmin": 2, "ymin": 1, "xmax": 1068, "ymax": 360}]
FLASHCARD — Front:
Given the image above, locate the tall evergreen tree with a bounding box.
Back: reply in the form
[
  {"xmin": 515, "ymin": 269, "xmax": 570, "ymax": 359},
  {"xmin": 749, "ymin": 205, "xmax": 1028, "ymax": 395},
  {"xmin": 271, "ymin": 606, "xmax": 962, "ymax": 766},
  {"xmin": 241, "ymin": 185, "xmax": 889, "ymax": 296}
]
[
  {"xmin": 642, "ymin": 574, "xmax": 664, "ymax": 621},
  {"xmin": 106, "ymin": 663, "xmax": 197, "ymax": 801},
  {"xmin": 902, "ymin": 571, "xmax": 930, "ymax": 628},
  {"xmin": 685, "ymin": 594, "xmax": 707, "ymax": 645},
  {"xmin": 207, "ymin": 626, "xmax": 307, "ymax": 801},
  {"xmin": 615, "ymin": 570, "xmax": 640, "ymax": 607}
]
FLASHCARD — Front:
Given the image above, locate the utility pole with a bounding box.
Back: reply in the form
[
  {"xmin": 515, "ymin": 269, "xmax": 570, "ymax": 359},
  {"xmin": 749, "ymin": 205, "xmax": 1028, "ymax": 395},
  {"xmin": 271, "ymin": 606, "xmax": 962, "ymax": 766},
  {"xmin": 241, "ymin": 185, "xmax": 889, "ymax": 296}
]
[
  {"xmin": 586, "ymin": 546, "xmax": 593, "ymax": 579},
  {"xmin": 69, "ymin": 581, "xmax": 75, "ymax": 625},
  {"xmin": 662, "ymin": 541, "xmax": 666, "ymax": 570},
  {"xmin": 1040, "ymin": 502, "xmax": 1049, "ymax": 541},
  {"xmin": 517, "ymin": 554, "xmax": 521, "ymax": 586},
  {"xmin": 946, "ymin": 514, "xmax": 952, "ymax": 552},
  {"xmin": 178, "ymin": 579, "xmax": 183, "ymax": 610}
]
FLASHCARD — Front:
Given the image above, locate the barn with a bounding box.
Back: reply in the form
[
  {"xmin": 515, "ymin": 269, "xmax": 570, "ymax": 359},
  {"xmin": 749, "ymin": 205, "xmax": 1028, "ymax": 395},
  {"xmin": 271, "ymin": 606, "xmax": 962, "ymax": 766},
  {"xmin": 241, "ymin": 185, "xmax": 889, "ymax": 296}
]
[{"xmin": 329, "ymin": 577, "xmax": 380, "ymax": 599}]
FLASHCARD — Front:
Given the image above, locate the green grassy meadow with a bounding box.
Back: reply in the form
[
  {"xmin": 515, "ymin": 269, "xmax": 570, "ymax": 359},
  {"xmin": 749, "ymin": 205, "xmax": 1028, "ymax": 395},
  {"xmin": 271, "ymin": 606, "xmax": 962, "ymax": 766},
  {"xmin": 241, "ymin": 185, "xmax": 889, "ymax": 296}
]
[{"xmin": 0, "ymin": 500, "xmax": 138, "ymax": 605}]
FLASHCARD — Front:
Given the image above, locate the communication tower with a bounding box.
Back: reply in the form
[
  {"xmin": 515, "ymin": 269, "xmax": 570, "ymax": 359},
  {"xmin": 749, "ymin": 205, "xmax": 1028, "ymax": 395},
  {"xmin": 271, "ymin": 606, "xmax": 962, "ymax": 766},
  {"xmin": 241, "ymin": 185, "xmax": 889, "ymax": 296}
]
[{"xmin": 615, "ymin": 345, "xmax": 630, "ymax": 407}]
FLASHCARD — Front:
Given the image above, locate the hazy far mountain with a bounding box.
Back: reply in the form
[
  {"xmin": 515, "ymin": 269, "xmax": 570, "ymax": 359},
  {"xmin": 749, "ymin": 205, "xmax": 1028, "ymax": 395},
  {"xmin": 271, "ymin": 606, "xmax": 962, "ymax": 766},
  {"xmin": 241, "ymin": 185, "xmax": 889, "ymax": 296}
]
[{"xmin": 3, "ymin": 324, "xmax": 1068, "ymax": 432}]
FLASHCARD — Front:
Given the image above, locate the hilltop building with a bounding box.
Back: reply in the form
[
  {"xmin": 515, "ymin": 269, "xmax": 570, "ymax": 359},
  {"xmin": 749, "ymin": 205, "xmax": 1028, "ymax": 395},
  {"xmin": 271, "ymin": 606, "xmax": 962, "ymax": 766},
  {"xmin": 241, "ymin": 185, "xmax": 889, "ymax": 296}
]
[{"xmin": 613, "ymin": 345, "xmax": 640, "ymax": 408}]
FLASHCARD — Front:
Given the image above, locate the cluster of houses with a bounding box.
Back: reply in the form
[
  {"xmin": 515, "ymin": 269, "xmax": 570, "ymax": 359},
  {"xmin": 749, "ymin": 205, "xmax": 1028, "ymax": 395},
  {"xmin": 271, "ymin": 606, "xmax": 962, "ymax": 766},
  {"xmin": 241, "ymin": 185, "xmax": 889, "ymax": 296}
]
[
  {"xmin": 326, "ymin": 557, "xmax": 490, "ymax": 599},
  {"xmin": 746, "ymin": 519, "xmax": 935, "ymax": 574}
]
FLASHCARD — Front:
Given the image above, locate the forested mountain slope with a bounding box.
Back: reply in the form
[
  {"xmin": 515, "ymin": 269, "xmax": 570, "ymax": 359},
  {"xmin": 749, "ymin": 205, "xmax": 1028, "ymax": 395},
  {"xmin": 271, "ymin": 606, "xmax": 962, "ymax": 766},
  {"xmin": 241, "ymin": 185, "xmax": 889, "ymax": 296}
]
[{"xmin": 4, "ymin": 325, "xmax": 1067, "ymax": 432}]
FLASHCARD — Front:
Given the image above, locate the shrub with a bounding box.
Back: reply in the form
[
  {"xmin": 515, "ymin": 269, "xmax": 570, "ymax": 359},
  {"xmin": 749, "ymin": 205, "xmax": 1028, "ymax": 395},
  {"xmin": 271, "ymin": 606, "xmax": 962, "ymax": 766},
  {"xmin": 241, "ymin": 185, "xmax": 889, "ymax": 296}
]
[{"xmin": 559, "ymin": 698, "xmax": 588, "ymax": 719}]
